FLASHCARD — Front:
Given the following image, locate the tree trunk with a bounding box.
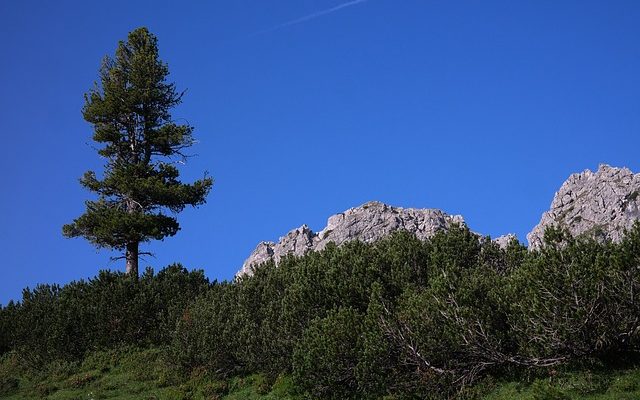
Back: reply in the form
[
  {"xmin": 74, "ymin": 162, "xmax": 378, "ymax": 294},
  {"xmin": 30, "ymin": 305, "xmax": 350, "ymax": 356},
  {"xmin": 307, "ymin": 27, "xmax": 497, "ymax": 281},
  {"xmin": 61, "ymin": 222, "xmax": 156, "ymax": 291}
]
[
  {"xmin": 125, "ymin": 241, "xmax": 139, "ymax": 278},
  {"xmin": 124, "ymin": 195, "xmax": 139, "ymax": 278}
]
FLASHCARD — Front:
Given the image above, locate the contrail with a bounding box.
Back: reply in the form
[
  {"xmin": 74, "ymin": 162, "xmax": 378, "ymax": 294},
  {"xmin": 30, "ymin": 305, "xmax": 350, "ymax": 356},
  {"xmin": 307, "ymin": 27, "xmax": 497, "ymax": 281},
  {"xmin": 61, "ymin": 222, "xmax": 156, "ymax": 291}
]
[{"xmin": 251, "ymin": 0, "xmax": 369, "ymax": 36}]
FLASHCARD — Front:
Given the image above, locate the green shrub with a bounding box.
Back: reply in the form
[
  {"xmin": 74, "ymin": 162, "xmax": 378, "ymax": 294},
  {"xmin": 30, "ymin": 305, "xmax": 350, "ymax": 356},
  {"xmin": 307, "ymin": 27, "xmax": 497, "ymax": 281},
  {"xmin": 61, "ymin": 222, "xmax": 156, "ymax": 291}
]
[
  {"xmin": 6, "ymin": 264, "xmax": 209, "ymax": 368},
  {"xmin": 0, "ymin": 302, "xmax": 16, "ymax": 356},
  {"xmin": 356, "ymin": 282, "xmax": 404, "ymax": 398},
  {"xmin": 0, "ymin": 354, "xmax": 20, "ymax": 396},
  {"xmin": 508, "ymin": 225, "xmax": 640, "ymax": 361},
  {"xmin": 173, "ymin": 281, "xmax": 242, "ymax": 378},
  {"xmin": 292, "ymin": 307, "xmax": 363, "ymax": 400}
]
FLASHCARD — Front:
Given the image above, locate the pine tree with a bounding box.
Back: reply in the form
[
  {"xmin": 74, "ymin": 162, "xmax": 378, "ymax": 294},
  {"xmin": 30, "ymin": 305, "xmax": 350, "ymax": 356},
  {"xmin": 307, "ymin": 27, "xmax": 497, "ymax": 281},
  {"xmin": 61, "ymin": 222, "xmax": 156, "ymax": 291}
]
[{"xmin": 63, "ymin": 27, "xmax": 213, "ymax": 277}]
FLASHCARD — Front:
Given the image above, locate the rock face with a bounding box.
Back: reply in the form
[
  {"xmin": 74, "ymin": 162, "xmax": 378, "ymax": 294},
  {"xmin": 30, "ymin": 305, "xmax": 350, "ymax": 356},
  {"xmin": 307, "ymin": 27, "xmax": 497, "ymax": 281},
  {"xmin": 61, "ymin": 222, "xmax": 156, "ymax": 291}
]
[
  {"xmin": 493, "ymin": 234, "xmax": 518, "ymax": 249},
  {"xmin": 527, "ymin": 164, "xmax": 640, "ymax": 249},
  {"xmin": 238, "ymin": 201, "xmax": 465, "ymax": 277}
]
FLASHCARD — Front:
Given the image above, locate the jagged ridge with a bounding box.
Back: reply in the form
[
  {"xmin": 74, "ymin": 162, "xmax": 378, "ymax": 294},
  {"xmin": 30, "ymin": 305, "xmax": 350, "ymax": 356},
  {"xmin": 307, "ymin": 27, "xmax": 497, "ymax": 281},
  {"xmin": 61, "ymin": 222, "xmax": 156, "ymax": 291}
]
[
  {"xmin": 527, "ymin": 164, "xmax": 640, "ymax": 248},
  {"xmin": 239, "ymin": 164, "xmax": 640, "ymax": 277},
  {"xmin": 238, "ymin": 201, "xmax": 466, "ymax": 276}
]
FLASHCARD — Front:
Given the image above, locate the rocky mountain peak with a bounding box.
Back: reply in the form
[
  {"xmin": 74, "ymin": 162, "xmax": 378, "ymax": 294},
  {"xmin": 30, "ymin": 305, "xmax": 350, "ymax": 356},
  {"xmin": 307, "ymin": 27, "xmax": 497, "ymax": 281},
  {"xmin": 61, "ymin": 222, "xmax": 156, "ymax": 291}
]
[
  {"xmin": 238, "ymin": 202, "xmax": 466, "ymax": 277},
  {"xmin": 527, "ymin": 164, "xmax": 640, "ymax": 248},
  {"xmin": 238, "ymin": 164, "xmax": 640, "ymax": 277}
]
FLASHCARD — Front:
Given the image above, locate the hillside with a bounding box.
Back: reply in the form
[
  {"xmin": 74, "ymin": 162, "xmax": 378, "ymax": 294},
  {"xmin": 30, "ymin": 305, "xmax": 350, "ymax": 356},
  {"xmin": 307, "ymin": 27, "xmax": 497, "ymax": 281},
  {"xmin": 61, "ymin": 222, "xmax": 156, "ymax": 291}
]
[
  {"xmin": 2, "ymin": 164, "xmax": 640, "ymax": 400},
  {"xmin": 2, "ymin": 347, "xmax": 640, "ymax": 399}
]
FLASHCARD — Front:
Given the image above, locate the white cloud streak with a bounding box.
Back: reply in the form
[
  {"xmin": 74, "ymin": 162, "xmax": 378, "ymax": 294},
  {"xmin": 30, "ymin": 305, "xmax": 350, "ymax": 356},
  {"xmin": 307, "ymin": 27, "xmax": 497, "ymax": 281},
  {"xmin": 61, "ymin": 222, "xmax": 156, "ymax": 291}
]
[{"xmin": 251, "ymin": 0, "xmax": 369, "ymax": 36}]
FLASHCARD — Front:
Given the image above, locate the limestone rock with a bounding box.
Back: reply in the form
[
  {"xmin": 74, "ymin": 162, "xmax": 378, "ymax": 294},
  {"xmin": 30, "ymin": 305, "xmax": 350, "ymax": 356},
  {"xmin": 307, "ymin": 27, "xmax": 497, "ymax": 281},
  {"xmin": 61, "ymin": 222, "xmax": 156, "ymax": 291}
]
[
  {"xmin": 493, "ymin": 234, "xmax": 518, "ymax": 249},
  {"xmin": 527, "ymin": 164, "xmax": 640, "ymax": 249},
  {"xmin": 238, "ymin": 201, "xmax": 466, "ymax": 277}
]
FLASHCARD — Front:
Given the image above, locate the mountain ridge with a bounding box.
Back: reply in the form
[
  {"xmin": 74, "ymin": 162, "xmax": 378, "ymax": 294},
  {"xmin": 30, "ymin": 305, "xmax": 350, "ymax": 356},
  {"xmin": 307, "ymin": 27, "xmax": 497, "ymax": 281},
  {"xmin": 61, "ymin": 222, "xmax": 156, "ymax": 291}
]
[
  {"xmin": 239, "ymin": 164, "xmax": 640, "ymax": 276},
  {"xmin": 527, "ymin": 163, "xmax": 640, "ymax": 249},
  {"xmin": 238, "ymin": 201, "xmax": 466, "ymax": 277}
]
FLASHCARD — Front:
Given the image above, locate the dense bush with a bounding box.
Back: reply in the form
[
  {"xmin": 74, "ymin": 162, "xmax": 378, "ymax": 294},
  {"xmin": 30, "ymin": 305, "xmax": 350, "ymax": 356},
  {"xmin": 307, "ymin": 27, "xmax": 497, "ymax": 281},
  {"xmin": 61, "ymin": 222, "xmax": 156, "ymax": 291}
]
[
  {"xmin": 292, "ymin": 307, "xmax": 363, "ymax": 400},
  {"xmin": 352, "ymin": 227, "xmax": 519, "ymax": 397},
  {"xmin": 173, "ymin": 281, "xmax": 239, "ymax": 375},
  {"xmin": 0, "ymin": 303, "xmax": 13, "ymax": 356},
  {"xmin": 509, "ymin": 226, "xmax": 640, "ymax": 361},
  {"xmin": 161, "ymin": 224, "xmax": 640, "ymax": 397},
  {"xmin": 173, "ymin": 232, "xmax": 438, "ymax": 381},
  {"xmin": 4, "ymin": 264, "xmax": 209, "ymax": 366}
]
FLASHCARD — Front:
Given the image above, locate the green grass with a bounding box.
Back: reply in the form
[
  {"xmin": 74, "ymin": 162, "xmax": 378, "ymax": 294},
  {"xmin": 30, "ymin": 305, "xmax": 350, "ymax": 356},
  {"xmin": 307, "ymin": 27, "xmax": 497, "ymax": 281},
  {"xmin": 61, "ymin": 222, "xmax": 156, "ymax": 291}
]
[
  {"xmin": 0, "ymin": 348, "xmax": 301, "ymax": 400},
  {"xmin": 483, "ymin": 367, "xmax": 640, "ymax": 400},
  {"xmin": 2, "ymin": 348, "xmax": 640, "ymax": 399}
]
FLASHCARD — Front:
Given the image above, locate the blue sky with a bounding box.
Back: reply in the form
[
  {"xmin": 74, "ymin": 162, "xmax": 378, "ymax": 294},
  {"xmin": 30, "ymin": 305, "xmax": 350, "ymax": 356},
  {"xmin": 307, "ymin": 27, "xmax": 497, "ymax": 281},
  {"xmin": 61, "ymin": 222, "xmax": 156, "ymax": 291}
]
[{"xmin": 1, "ymin": 0, "xmax": 639, "ymax": 304}]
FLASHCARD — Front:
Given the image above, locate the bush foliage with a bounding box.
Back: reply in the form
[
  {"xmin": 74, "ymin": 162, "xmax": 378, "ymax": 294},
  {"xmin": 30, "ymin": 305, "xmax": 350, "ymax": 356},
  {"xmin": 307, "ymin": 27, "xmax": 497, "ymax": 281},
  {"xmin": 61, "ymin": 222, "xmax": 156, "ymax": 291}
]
[{"xmin": 3, "ymin": 264, "xmax": 209, "ymax": 367}]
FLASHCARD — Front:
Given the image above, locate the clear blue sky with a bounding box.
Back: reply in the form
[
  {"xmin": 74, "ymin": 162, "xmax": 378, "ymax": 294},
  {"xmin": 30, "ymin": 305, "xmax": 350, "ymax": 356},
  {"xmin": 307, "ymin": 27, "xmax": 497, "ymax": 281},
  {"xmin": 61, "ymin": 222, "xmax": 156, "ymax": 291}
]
[{"xmin": 1, "ymin": 0, "xmax": 639, "ymax": 304}]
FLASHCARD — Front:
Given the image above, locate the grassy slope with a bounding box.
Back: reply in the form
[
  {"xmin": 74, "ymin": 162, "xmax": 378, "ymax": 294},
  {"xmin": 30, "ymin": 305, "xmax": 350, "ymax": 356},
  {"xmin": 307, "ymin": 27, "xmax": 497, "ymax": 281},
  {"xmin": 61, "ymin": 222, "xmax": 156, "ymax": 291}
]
[
  {"xmin": 483, "ymin": 368, "xmax": 640, "ymax": 400},
  {"xmin": 2, "ymin": 348, "xmax": 640, "ymax": 399},
  {"xmin": 0, "ymin": 348, "xmax": 300, "ymax": 400}
]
